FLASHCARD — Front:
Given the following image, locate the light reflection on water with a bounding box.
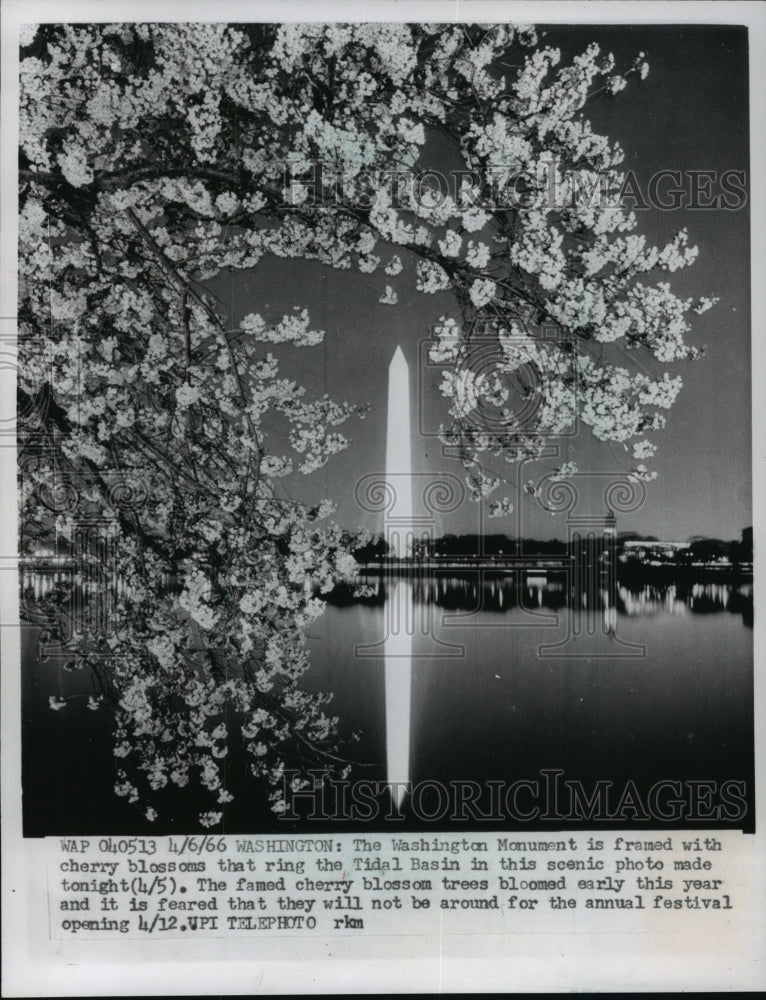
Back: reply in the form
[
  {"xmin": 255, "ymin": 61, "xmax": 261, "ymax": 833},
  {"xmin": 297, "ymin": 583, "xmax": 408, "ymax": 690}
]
[
  {"xmin": 22, "ymin": 567, "xmax": 753, "ymax": 630},
  {"xmin": 324, "ymin": 571, "xmax": 753, "ymax": 626}
]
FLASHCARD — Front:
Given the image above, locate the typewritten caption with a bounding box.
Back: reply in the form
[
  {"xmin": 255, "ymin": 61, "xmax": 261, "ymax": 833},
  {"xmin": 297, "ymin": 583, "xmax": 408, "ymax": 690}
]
[{"xmin": 46, "ymin": 831, "xmax": 743, "ymax": 938}]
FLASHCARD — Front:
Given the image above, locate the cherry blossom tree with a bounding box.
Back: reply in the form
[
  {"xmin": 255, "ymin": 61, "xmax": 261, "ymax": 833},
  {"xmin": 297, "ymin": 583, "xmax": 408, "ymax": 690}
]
[{"xmin": 18, "ymin": 21, "xmax": 713, "ymax": 824}]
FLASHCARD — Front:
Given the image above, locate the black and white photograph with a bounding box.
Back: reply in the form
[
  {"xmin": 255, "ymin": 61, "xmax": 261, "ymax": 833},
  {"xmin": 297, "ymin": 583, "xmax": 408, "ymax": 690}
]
[{"xmin": 2, "ymin": 0, "xmax": 764, "ymax": 994}]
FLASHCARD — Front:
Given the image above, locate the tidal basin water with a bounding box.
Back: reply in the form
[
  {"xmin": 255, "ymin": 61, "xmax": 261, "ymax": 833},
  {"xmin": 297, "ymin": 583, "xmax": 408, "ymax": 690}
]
[{"xmin": 22, "ymin": 572, "xmax": 754, "ymax": 835}]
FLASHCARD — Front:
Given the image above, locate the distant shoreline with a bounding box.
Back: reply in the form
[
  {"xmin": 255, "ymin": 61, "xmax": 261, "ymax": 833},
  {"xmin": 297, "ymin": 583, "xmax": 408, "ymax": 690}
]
[{"xmin": 354, "ymin": 560, "xmax": 753, "ymax": 582}]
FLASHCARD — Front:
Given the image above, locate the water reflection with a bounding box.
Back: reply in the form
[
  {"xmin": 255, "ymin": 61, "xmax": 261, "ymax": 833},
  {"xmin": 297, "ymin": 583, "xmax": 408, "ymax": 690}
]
[
  {"xmin": 616, "ymin": 581, "xmax": 753, "ymax": 627},
  {"xmin": 21, "ymin": 567, "xmax": 754, "ymax": 637},
  {"xmin": 20, "ymin": 566, "xmax": 755, "ymax": 835},
  {"xmin": 383, "ymin": 581, "xmax": 412, "ymax": 811},
  {"xmin": 324, "ymin": 571, "xmax": 753, "ymax": 628}
]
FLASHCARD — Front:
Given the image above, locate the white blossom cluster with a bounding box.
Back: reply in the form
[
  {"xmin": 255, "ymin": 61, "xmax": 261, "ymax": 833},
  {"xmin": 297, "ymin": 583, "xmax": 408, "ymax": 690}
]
[{"xmin": 416, "ymin": 259, "xmax": 451, "ymax": 294}]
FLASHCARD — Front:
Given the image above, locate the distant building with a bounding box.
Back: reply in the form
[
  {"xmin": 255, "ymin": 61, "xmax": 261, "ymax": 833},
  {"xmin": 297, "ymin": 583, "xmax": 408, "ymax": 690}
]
[{"xmin": 620, "ymin": 540, "xmax": 691, "ymax": 563}]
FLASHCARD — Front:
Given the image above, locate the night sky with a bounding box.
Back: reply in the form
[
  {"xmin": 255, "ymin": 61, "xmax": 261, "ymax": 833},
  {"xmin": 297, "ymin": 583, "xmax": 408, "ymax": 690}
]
[{"xmin": 209, "ymin": 24, "xmax": 751, "ymax": 544}]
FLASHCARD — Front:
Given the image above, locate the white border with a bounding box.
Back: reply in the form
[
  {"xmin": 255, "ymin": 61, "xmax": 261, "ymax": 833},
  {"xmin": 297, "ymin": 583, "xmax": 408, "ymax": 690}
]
[{"xmin": 2, "ymin": 2, "xmax": 765, "ymax": 994}]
